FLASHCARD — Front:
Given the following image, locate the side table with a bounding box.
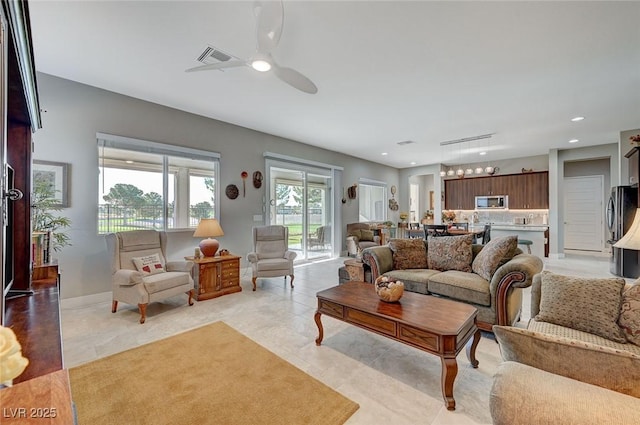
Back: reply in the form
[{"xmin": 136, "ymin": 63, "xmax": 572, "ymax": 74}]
[
  {"xmin": 343, "ymin": 259, "xmax": 365, "ymax": 282},
  {"xmin": 186, "ymin": 254, "xmax": 241, "ymax": 300}
]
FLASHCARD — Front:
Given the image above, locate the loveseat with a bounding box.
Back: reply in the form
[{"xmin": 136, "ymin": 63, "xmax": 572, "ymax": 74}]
[
  {"xmin": 362, "ymin": 235, "xmax": 543, "ymax": 331},
  {"xmin": 346, "ymin": 222, "xmax": 381, "ymax": 256},
  {"xmin": 490, "ymin": 271, "xmax": 640, "ymax": 424}
]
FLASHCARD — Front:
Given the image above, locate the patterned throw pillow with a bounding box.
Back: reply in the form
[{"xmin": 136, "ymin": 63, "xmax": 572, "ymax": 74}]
[
  {"xmin": 427, "ymin": 234, "xmax": 474, "ymax": 272},
  {"xmin": 535, "ymin": 271, "xmax": 626, "ymax": 343},
  {"xmin": 471, "ymin": 236, "xmax": 518, "ymax": 281},
  {"xmin": 388, "ymin": 238, "xmax": 427, "ymax": 270},
  {"xmin": 132, "ymin": 253, "xmax": 165, "ymax": 275},
  {"xmin": 349, "ymin": 229, "xmax": 362, "ymax": 240},
  {"xmin": 619, "ymin": 280, "xmax": 640, "ymax": 346}
]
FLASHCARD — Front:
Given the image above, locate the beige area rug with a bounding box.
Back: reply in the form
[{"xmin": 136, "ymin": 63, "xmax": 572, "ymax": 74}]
[{"xmin": 69, "ymin": 322, "xmax": 359, "ymax": 425}]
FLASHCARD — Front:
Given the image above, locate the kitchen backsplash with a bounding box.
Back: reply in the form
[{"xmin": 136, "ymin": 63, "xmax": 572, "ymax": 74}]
[{"xmin": 453, "ymin": 209, "xmax": 549, "ymax": 225}]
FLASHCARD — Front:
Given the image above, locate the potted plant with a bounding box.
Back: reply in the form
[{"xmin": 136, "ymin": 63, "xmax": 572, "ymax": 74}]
[{"xmin": 31, "ymin": 179, "xmax": 72, "ymax": 254}]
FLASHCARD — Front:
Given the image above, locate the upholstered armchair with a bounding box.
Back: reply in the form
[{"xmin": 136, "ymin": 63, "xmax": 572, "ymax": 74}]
[
  {"xmin": 105, "ymin": 230, "xmax": 195, "ymax": 323},
  {"xmin": 346, "ymin": 223, "xmax": 381, "ymax": 256},
  {"xmin": 247, "ymin": 225, "xmax": 297, "ymax": 291}
]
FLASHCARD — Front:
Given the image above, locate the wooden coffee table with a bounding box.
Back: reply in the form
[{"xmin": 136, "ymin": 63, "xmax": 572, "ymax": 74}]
[{"xmin": 314, "ymin": 281, "xmax": 480, "ymax": 410}]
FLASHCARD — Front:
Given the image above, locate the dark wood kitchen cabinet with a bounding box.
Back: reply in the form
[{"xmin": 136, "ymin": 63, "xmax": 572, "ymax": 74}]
[{"xmin": 445, "ymin": 171, "xmax": 548, "ymax": 210}]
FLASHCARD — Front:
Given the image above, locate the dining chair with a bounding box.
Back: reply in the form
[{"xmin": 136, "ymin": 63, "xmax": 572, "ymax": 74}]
[
  {"xmin": 407, "ymin": 222, "xmax": 425, "ymax": 239},
  {"xmin": 424, "ymin": 224, "xmax": 449, "ymax": 238}
]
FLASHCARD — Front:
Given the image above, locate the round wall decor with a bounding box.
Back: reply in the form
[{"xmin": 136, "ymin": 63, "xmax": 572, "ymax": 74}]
[
  {"xmin": 225, "ymin": 184, "xmax": 239, "ymax": 199},
  {"xmin": 253, "ymin": 171, "xmax": 263, "ymax": 188}
]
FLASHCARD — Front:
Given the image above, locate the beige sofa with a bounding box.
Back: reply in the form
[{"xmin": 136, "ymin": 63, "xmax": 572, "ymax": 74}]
[
  {"xmin": 361, "ymin": 235, "xmax": 543, "ymax": 331},
  {"xmin": 490, "ymin": 271, "xmax": 640, "ymax": 425}
]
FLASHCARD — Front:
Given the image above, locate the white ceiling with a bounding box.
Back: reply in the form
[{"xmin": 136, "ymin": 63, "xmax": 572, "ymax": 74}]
[{"xmin": 29, "ymin": 1, "xmax": 640, "ymax": 169}]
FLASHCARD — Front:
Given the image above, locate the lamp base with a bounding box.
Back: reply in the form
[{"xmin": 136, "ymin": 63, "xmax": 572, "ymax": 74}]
[{"xmin": 199, "ymin": 238, "xmax": 220, "ymax": 257}]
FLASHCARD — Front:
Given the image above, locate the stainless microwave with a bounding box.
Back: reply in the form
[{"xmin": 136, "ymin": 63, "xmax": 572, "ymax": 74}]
[{"xmin": 475, "ymin": 195, "xmax": 508, "ymax": 209}]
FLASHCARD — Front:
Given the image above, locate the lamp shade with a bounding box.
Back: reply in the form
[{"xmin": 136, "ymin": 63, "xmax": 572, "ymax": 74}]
[
  {"xmin": 194, "ymin": 219, "xmax": 224, "ymax": 256},
  {"xmin": 614, "ymin": 209, "xmax": 640, "ymax": 250}
]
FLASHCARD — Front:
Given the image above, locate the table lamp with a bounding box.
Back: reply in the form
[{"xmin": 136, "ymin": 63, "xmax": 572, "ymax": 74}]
[
  {"xmin": 614, "ymin": 209, "xmax": 640, "ymax": 251},
  {"xmin": 193, "ymin": 218, "xmax": 224, "ymax": 257}
]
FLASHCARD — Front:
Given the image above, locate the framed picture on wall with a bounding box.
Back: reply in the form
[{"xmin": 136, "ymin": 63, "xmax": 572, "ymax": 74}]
[{"xmin": 32, "ymin": 160, "xmax": 70, "ymax": 207}]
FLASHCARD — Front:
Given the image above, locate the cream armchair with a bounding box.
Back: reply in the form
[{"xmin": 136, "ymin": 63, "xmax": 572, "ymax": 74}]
[
  {"xmin": 105, "ymin": 230, "xmax": 195, "ymax": 323},
  {"xmin": 247, "ymin": 225, "xmax": 297, "ymax": 291}
]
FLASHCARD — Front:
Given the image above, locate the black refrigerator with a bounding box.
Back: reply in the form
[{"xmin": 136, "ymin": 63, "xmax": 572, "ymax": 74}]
[{"xmin": 607, "ymin": 186, "xmax": 639, "ymax": 277}]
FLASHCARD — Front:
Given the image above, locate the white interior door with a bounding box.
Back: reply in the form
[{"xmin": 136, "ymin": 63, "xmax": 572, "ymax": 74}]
[{"xmin": 564, "ymin": 176, "xmax": 604, "ymax": 251}]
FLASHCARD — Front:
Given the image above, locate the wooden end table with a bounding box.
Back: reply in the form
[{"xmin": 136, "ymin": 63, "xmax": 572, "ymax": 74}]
[
  {"xmin": 314, "ymin": 281, "xmax": 480, "ymax": 410},
  {"xmin": 185, "ymin": 254, "xmax": 241, "ymax": 300},
  {"xmin": 343, "ymin": 259, "xmax": 365, "ymax": 282}
]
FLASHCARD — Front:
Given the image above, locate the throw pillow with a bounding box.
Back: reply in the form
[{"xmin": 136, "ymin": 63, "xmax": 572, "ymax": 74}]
[
  {"xmin": 359, "ymin": 229, "xmax": 375, "ymax": 242},
  {"xmin": 534, "ymin": 271, "xmax": 626, "ymax": 342},
  {"xmin": 493, "ymin": 325, "xmax": 640, "ymax": 397},
  {"xmin": 349, "ymin": 229, "xmax": 362, "ymax": 240},
  {"xmin": 471, "ymin": 235, "xmax": 518, "ymax": 281},
  {"xmin": 427, "ymin": 234, "xmax": 473, "ymax": 272},
  {"xmin": 132, "ymin": 253, "xmax": 165, "ymax": 275},
  {"xmin": 619, "ymin": 279, "xmax": 640, "ymax": 346},
  {"xmin": 388, "ymin": 238, "xmax": 427, "ymax": 270}
]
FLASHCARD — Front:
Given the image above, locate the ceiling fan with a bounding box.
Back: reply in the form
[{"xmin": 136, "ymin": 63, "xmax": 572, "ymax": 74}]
[{"xmin": 185, "ymin": 1, "xmax": 317, "ymax": 94}]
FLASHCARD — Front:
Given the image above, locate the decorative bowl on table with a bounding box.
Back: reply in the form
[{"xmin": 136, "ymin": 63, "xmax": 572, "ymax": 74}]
[{"xmin": 374, "ymin": 276, "xmax": 404, "ymax": 302}]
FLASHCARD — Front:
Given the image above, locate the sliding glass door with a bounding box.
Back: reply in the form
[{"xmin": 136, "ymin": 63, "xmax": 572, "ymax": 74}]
[{"xmin": 268, "ymin": 163, "xmax": 333, "ymax": 261}]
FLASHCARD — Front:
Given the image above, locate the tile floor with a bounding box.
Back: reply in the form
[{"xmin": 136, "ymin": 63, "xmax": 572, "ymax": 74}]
[{"xmin": 60, "ymin": 252, "xmax": 616, "ymax": 425}]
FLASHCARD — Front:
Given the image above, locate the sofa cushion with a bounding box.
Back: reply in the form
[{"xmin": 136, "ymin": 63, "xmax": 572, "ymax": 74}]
[
  {"xmin": 528, "ymin": 320, "xmax": 640, "ymax": 355},
  {"xmin": 619, "ymin": 279, "xmax": 640, "ymax": 346},
  {"xmin": 143, "ymin": 271, "xmax": 191, "ymax": 294},
  {"xmin": 428, "ymin": 270, "xmax": 491, "ymax": 306},
  {"xmin": 493, "ymin": 325, "xmax": 640, "ymax": 397},
  {"xmin": 427, "ymin": 234, "xmax": 473, "ymax": 272},
  {"xmin": 389, "ymin": 238, "xmax": 428, "ymax": 270},
  {"xmin": 472, "ymin": 236, "xmax": 518, "ymax": 281},
  {"xmin": 534, "ymin": 271, "xmax": 627, "ymax": 343},
  {"xmin": 384, "ymin": 269, "xmax": 439, "ymax": 295}
]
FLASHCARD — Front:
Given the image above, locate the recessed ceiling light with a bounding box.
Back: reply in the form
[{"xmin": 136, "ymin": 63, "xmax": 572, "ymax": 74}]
[
  {"xmin": 479, "ymin": 151, "xmax": 487, "ymax": 156},
  {"xmin": 571, "ymin": 116, "xmax": 585, "ymax": 122},
  {"xmin": 381, "ymin": 152, "xmax": 388, "ymax": 156},
  {"xmin": 410, "ymin": 161, "xmax": 416, "ymax": 165},
  {"xmin": 569, "ymin": 139, "xmax": 579, "ymax": 144}
]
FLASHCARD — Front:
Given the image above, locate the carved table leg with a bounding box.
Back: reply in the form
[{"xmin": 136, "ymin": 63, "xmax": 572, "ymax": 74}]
[
  {"xmin": 466, "ymin": 328, "xmax": 481, "ymax": 368},
  {"xmin": 440, "ymin": 356, "xmax": 458, "ymax": 411},
  {"xmin": 314, "ymin": 311, "xmax": 324, "ymax": 345}
]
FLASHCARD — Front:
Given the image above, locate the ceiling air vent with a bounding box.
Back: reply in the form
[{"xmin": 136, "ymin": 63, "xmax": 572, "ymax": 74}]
[
  {"xmin": 197, "ymin": 46, "xmax": 237, "ymax": 65},
  {"xmin": 397, "ymin": 140, "xmax": 416, "ymax": 146}
]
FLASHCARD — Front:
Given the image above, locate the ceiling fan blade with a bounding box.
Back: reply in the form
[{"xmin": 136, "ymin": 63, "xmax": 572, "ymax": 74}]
[
  {"xmin": 185, "ymin": 60, "xmax": 246, "ymax": 73},
  {"xmin": 271, "ymin": 62, "xmax": 318, "ymax": 94},
  {"xmin": 254, "ymin": 0, "xmax": 283, "ymax": 54}
]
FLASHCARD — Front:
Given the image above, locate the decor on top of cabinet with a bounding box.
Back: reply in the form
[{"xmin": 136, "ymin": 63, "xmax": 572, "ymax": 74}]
[
  {"xmin": 421, "ymin": 210, "xmax": 434, "ymax": 225},
  {"xmin": 347, "ymin": 184, "xmax": 357, "ymax": 199},
  {"xmin": 521, "ymin": 168, "xmax": 534, "ymax": 173},
  {"xmin": 193, "ymin": 218, "xmax": 225, "ymax": 257},
  {"xmin": 399, "ymin": 211, "xmax": 409, "ymax": 222}
]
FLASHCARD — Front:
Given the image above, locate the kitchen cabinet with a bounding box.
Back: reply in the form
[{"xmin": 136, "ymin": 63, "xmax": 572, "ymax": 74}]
[{"xmin": 445, "ymin": 171, "xmax": 548, "ymax": 210}]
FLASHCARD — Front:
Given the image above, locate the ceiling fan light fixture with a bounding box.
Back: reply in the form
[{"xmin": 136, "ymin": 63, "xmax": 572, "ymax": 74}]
[{"xmin": 251, "ymin": 59, "xmax": 271, "ymax": 72}]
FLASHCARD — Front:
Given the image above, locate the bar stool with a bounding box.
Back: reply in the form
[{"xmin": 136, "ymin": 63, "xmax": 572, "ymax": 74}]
[{"xmin": 518, "ymin": 239, "xmax": 533, "ymax": 254}]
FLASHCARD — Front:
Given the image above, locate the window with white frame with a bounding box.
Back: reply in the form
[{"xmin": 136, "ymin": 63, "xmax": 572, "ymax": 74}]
[
  {"xmin": 358, "ymin": 180, "xmax": 387, "ymax": 222},
  {"xmin": 97, "ymin": 134, "xmax": 220, "ymax": 234}
]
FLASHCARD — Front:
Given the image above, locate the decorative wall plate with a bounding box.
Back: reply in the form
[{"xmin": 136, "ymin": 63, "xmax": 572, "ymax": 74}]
[
  {"xmin": 389, "ymin": 198, "xmax": 399, "ymax": 211},
  {"xmin": 225, "ymin": 184, "xmax": 239, "ymax": 199},
  {"xmin": 253, "ymin": 171, "xmax": 263, "ymax": 188},
  {"xmin": 390, "ymin": 185, "xmax": 397, "ymax": 196}
]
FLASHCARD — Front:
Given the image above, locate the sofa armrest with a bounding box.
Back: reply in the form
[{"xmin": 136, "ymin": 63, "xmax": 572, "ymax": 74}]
[
  {"xmin": 113, "ymin": 269, "xmax": 144, "ymax": 286},
  {"xmin": 490, "ymin": 253, "xmax": 543, "ymax": 326},
  {"xmin": 361, "ymin": 245, "xmax": 393, "ymax": 281},
  {"xmin": 490, "ymin": 361, "xmax": 640, "ymax": 425},
  {"xmin": 493, "ymin": 325, "xmax": 640, "ymax": 397},
  {"xmin": 166, "ymin": 261, "xmax": 193, "ymax": 273}
]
